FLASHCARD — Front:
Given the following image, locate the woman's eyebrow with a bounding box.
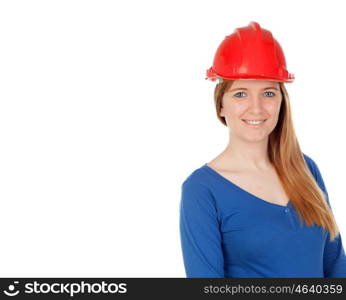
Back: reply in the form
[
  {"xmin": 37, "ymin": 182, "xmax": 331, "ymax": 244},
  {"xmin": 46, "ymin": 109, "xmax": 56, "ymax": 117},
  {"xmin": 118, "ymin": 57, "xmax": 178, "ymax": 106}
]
[{"xmin": 230, "ymin": 87, "xmax": 280, "ymax": 92}]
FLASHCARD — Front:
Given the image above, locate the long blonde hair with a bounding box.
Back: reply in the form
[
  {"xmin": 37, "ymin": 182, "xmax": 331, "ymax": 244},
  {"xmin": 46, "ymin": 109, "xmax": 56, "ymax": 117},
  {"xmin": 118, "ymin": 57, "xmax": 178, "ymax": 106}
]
[{"xmin": 213, "ymin": 79, "xmax": 339, "ymax": 241}]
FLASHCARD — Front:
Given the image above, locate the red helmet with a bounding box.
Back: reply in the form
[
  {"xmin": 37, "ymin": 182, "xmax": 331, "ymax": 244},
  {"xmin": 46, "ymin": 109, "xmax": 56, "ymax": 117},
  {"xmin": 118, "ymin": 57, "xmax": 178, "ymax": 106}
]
[{"xmin": 206, "ymin": 21, "xmax": 294, "ymax": 83}]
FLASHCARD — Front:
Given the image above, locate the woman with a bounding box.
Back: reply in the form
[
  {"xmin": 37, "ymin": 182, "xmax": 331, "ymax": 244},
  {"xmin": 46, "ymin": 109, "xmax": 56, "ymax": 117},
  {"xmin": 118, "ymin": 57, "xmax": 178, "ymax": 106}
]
[{"xmin": 179, "ymin": 21, "xmax": 346, "ymax": 278}]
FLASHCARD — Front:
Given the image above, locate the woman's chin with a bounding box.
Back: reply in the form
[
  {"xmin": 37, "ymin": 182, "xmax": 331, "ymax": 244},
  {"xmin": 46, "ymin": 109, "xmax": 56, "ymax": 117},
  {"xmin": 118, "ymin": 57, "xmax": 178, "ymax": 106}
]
[{"xmin": 240, "ymin": 132, "xmax": 269, "ymax": 143}]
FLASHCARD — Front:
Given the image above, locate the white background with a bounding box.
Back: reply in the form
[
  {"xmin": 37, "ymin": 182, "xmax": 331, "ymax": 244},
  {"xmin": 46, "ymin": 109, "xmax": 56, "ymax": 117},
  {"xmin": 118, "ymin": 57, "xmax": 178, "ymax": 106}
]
[{"xmin": 0, "ymin": 0, "xmax": 345, "ymax": 277}]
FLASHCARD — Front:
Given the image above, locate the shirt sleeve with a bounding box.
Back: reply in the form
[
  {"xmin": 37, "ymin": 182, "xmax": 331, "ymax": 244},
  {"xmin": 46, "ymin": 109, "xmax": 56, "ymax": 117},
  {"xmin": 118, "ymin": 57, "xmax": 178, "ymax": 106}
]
[
  {"xmin": 179, "ymin": 179, "xmax": 225, "ymax": 277},
  {"xmin": 306, "ymin": 155, "xmax": 346, "ymax": 278}
]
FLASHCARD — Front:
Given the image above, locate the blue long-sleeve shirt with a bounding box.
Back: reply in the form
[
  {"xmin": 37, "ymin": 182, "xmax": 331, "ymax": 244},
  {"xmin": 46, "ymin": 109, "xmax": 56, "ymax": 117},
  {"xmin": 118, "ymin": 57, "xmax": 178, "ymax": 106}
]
[{"xmin": 179, "ymin": 153, "xmax": 346, "ymax": 277}]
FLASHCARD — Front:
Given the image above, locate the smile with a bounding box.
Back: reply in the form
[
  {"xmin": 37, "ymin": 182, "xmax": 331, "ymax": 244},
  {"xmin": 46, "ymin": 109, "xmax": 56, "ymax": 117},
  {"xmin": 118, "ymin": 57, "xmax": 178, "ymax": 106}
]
[{"xmin": 242, "ymin": 119, "xmax": 267, "ymax": 126}]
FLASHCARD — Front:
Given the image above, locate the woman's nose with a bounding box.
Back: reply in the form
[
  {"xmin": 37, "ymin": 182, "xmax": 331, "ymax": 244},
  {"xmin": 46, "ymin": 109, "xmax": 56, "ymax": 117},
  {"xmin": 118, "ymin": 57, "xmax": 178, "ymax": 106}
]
[{"xmin": 248, "ymin": 96, "xmax": 263, "ymax": 111}]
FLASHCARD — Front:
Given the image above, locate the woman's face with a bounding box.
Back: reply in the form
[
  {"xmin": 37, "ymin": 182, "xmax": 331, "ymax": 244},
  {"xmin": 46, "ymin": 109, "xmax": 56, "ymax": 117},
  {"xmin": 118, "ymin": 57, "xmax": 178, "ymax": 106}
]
[{"xmin": 220, "ymin": 79, "xmax": 282, "ymax": 143}]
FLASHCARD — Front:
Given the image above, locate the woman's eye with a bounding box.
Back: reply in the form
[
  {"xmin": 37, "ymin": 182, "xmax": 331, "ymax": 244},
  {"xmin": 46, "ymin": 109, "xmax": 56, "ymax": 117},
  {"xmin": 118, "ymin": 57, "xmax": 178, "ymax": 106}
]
[
  {"xmin": 234, "ymin": 91, "xmax": 246, "ymax": 97},
  {"xmin": 264, "ymin": 91, "xmax": 275, "ymax": 97}
]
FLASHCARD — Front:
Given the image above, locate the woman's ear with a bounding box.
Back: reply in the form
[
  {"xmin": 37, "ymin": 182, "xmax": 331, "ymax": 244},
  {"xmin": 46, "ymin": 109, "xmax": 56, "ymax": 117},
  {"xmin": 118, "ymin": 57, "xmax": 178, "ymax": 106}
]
[
  {"xmin": 220, "ymin": 106, "xmax": 224, "ymax": 117},
  {"xmin": 219, "ymin": 98, "xmax": 225, "ymax": 117}
]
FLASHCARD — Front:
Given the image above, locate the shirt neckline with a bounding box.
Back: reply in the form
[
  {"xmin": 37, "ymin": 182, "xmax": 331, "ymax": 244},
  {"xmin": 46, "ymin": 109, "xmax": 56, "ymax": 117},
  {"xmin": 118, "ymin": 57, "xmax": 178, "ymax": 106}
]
[{"xmin": 202, "ymin": 163, "xmax": 291, "ymax": 209}]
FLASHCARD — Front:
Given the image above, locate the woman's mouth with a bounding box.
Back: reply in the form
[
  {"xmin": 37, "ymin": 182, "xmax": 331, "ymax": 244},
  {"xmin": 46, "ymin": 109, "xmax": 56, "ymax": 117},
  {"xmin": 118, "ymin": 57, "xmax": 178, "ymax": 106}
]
[{"xmin": 242, "ymin": 119, "xmax": 267, "ymax": 127}]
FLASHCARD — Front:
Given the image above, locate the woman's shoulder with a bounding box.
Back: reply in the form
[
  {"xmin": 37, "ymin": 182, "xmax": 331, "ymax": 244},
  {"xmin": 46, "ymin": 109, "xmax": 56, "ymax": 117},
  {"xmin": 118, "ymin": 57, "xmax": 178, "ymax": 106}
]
[
  {"xmin": 302, "ymin": 152, "xmax": 320, "ymax": 178},
  {"xmin": 180, "ymin": 164, "xmax": 218, "ymax": 210},
  {"xmin": 302, "ymin": 152, "xmax": 315, "ymax": 166},
  {"xmin": 181, "ymin": 163, "xmax": 209, "ymax": 188}
]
